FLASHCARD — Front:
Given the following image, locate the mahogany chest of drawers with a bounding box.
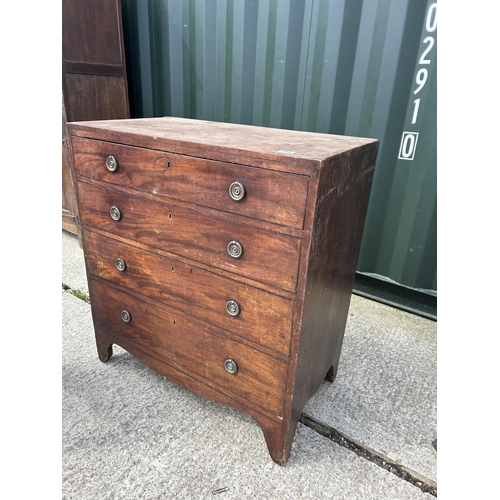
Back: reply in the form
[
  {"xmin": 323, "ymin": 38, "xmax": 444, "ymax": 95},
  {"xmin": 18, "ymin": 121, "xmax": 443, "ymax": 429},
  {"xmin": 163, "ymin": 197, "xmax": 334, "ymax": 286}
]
[{"xmin": 67, "ymin": 117, "xmax": 379, "ymax": 464}]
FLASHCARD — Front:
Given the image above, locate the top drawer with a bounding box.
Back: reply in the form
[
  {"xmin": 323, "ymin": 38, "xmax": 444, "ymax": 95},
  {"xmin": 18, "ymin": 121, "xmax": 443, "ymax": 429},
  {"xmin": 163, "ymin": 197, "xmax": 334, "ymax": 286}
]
[{"xmin": 71, "ymin": 137, "xmax": 309, "ymax": 229}]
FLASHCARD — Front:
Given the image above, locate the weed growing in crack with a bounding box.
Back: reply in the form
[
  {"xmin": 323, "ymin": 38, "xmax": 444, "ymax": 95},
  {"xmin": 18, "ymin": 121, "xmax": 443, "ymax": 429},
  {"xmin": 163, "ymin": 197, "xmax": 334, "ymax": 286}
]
[{"xmin": 62, "ymin": 283, "xmax": 90, "ymax": 304}]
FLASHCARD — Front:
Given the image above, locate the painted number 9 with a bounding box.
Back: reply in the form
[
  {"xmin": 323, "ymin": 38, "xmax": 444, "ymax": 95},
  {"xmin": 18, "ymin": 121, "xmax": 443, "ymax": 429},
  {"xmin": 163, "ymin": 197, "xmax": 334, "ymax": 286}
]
[{"xmin": 414, "ymin": 68, "xmax": 428, "ymax": 94}]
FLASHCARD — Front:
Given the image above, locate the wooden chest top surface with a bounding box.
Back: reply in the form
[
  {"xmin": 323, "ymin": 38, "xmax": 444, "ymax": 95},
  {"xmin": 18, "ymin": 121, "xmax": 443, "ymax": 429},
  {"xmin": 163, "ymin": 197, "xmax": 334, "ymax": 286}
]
[{"xmin": 68, "ymin": 117, "xmax": 377, "ymax": 167}]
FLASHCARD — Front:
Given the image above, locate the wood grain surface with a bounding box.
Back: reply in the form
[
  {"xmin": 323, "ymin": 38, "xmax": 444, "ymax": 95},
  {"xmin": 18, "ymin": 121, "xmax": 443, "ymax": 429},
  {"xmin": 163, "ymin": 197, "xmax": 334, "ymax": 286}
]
[
  {"xmin": 90, "ymin": 278, "xmax": 287, "ymax": 415},
  {"xmin": 68, "ymin": 117, "xmax": 376, "ymax": 169},
  {"xmin": 78, "ymin": 182, "xmax": 302, "ymax": 293},
  {"xmin": 291, "ymin": 144, "xmax": 380, "ymax": 423},
  {"xmin": 84, "ymin": 230, "xmax": 294, "ymax": 356},
  {"xmin": 68, "ymin": 116, "xmax": 380, "ymax": 465},
  {"xmin": 72, "ymin": 137, "xmax": 309, "ymax": 229}
]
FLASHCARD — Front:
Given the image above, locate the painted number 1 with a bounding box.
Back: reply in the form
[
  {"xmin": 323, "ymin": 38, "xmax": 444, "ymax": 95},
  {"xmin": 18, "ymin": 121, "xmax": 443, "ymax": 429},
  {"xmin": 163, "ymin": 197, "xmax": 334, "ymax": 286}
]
[{"xmin": 412, "ymin": 99, "xmax": 420, "ymax": 124}]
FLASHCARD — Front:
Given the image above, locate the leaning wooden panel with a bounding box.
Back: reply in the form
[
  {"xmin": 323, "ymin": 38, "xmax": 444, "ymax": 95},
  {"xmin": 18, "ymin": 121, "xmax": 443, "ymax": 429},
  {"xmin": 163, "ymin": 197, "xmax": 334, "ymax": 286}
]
[{"xmin": 62, "ymin": 0, "xmax": 129, "ymax": 235}]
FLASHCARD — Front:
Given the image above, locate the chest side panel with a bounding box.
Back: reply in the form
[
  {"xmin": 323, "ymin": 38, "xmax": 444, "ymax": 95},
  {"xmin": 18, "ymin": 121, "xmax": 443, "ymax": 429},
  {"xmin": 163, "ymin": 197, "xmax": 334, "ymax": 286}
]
[{"xmin": 291, "ymin": 142, "xmax": 379, "ymax": 416}]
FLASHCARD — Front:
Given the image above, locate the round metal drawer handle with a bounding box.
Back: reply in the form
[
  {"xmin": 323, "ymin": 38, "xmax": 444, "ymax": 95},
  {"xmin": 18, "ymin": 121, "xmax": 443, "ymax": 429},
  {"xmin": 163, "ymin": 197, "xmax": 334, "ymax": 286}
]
[
  {"xmin": 227, "ymin": 240, "xmax": 243, "ymax": 259},
  {"xmin": 224, "ymin": 359, "xmax": 238, "ymax": 374},
  {"xmin": 115, "ymin": 257, "xmax": 126, "ymax": 272},
  {"xmin": 229, "ymin": 181, "xmax": 246, "ymax": 201},
  {"xmin": 106, "ymin": 155, "xmax": 118, "ymax": 172},
  {"xmin": 121, "ymin": 310, "xmax": 131, "ymax": 323},
  {"xmin": 226, "ymin": 300, "xmax": 240, "ymax": 317},
  {"xmin": 110, "ymin": 206, "xmax": 122, "ymax": 221}
]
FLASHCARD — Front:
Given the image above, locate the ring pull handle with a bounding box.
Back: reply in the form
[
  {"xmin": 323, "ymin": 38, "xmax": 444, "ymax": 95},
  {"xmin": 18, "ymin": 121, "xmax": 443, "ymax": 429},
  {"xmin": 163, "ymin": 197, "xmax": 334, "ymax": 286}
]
[
  {"xmin": 229, "ymin": 181, "xmax": 245, "ymax": 201},
  {"xmin": 110, "ymin": 206, "xmax": 122, "ymax": 221},
  {"xmin": 226, "ymin": 300, "xmax": 240, "ymax": 316},
  {"xmin": 120, "ymin": 310, "xmax": 131, "ymax": 323},
  {"xmin": 106, "ymin": 155, "xmax": 118, "ymax": 172},
  {"xmin": 224, "ymin": 359, "xmax": 238, "ymax": 374},
  {"xmin": 227, "ymin": 241, "xmax": 243, "ymax": 259},
  {"xmin": 115, "ymin": 258, "xmax": 126, "ymax": 271}
]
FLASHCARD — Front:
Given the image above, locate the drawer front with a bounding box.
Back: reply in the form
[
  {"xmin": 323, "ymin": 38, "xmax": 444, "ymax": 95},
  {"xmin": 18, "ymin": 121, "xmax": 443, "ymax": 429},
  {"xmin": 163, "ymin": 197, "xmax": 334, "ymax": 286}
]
[
  {"xmin": 90, "ymin": 279, "xmax": 287, "ymax": 416},
  {"xmin": 72, "ymin": 137, "xmax": 309, "ymax": 229},
  {"xmin": 84, "ymin": 230, "xmax": 294, "ymax": 356},
  {"xmin": 78, "ymin": 182, "xmax": 301, "ymax": 293}
]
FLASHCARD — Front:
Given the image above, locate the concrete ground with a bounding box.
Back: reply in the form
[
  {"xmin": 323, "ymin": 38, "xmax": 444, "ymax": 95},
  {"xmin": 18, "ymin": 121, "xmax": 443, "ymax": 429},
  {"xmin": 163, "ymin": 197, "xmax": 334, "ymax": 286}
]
[{"xmin": 62, "ymin": 230, "xmax": 437, "ymax": 499}]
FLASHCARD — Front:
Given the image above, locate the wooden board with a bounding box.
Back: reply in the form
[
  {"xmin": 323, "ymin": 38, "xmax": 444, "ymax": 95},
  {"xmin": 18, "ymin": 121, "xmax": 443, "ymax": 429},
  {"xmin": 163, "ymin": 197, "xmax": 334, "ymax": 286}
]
[{"xmin": 62, "ymin": 0, "xmax": 130, "ymax": 236}]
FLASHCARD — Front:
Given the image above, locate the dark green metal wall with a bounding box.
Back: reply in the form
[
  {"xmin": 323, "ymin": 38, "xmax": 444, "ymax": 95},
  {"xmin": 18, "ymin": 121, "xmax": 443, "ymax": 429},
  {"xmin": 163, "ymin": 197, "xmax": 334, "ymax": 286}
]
[{"xmin": 121, "ymin": 0, "xmax": 437, "ymax": 295}]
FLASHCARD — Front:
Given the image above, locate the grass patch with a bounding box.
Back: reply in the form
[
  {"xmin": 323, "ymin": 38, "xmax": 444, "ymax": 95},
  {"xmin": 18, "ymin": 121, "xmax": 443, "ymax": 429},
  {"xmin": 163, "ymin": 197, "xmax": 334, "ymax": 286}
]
[{"xmin": 62, "ymin": 283, "xmax": 90, "ymax": 304}]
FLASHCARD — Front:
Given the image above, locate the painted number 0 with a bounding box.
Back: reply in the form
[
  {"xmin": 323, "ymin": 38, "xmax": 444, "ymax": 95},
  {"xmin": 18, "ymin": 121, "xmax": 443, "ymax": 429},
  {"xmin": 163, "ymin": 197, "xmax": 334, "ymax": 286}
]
[
  {"xmin": 401, "ymin": 134, "xmax": 416, "ymax": 158},
  {"xmin": 426, "ymin": 4, "xmax": 437, "ymax": 32},
  {"xmin": 398, "ymin": 132, "xmax": 419, "ymax": 161}
]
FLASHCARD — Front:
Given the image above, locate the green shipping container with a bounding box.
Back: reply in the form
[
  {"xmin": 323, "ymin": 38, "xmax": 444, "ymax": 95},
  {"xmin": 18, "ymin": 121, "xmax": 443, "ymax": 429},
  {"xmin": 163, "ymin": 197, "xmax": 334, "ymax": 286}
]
[{"xmin": 121, "ymin": 0, "xmax": 437, "ymax": 317}]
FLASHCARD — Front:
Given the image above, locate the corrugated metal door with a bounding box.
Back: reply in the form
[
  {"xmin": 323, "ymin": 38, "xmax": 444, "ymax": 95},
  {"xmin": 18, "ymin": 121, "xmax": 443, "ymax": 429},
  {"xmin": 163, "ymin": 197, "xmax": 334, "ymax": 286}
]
[{"xmin": 121, "ymin": 0, "xmax": 437, "ymax": 295}]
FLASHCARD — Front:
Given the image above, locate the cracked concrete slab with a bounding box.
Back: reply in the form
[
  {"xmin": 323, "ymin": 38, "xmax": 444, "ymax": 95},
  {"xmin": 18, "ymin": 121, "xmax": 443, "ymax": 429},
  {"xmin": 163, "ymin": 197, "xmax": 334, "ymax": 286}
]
[
  {"xmin": 62, "ymin": 292, "xmax": 433, "ymax": 499},
  {"xmin": 304, "ymin": 295, "xmax": 437, "ymax": 483},
  {"xmin": 62, "ymin": 229, "xmax": 437, "ymax": 497}
]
